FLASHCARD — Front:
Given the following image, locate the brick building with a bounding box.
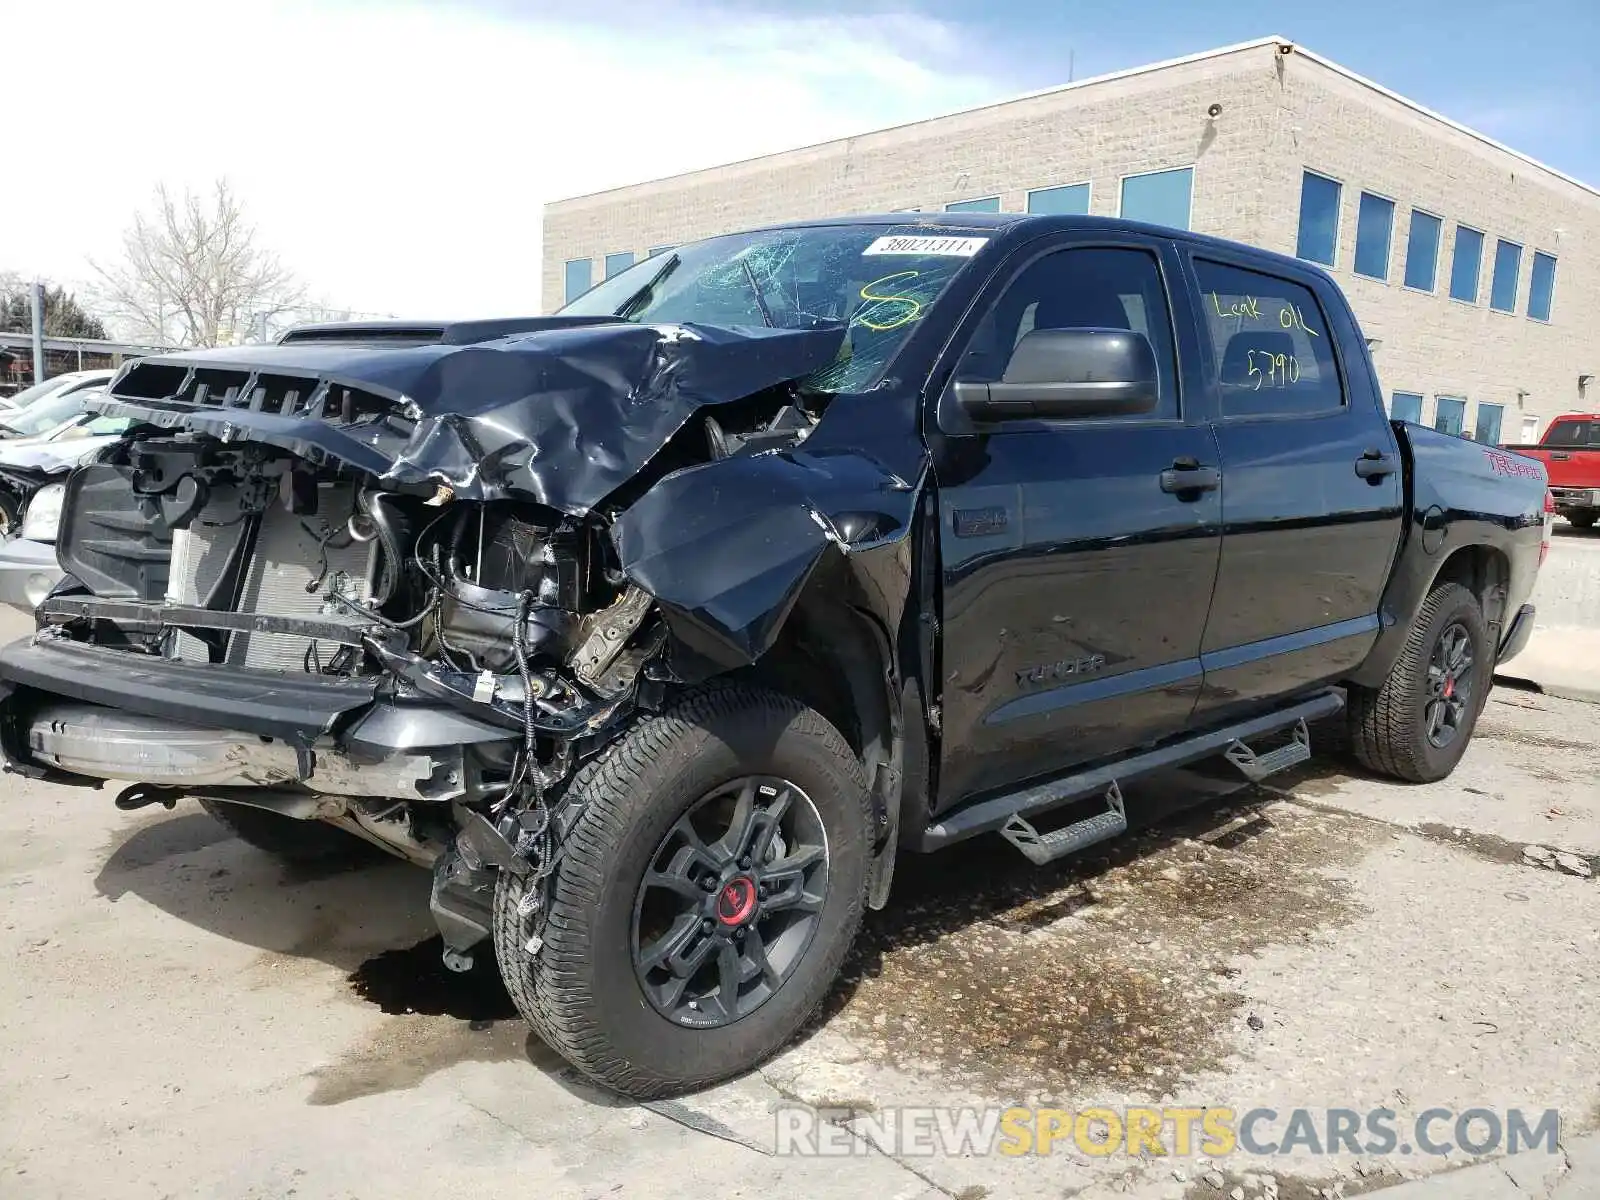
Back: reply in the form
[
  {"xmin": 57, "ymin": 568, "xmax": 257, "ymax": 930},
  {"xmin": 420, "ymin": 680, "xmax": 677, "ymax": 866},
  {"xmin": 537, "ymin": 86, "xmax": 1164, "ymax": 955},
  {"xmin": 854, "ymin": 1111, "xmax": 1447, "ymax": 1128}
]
[{"xmin": 541, "ymin": 35, "xmax": 1599, "ymax": 443}]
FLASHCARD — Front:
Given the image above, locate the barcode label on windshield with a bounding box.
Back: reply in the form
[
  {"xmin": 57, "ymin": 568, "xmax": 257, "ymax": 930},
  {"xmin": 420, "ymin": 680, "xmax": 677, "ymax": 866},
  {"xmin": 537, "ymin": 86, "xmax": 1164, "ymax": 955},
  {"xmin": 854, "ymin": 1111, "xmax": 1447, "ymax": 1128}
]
[{"xmin": 863, "ymin": 236, "xmax": 988, "ymax": 257}]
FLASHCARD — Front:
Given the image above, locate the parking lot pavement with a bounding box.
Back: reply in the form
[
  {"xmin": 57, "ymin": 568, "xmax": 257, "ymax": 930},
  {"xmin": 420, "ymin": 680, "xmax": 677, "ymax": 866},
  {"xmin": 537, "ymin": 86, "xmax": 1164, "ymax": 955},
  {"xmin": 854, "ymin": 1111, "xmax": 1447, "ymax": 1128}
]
[{"xmin": 1, "ymin": 616, "xmax": 1598, "ymax": 1199}]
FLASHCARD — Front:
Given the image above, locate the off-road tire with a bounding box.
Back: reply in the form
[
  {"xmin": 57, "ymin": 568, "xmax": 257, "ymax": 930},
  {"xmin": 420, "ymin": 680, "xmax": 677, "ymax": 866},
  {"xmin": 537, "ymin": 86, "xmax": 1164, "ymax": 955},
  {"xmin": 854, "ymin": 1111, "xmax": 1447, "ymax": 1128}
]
[
  {"xmin": 1348, "ymin": 581, "xmax": 1490, "ymax": 783},
  {"xmin": 1308, "ymin": 714, "xmax": 1349, "ymax": 758},
  {"xmin": 492, "ymin": 682, "xmax": 871, "ymax": 1099},
  {"xmin": 1569, "ymin": 512, "xmax": 1597, "ymax": 530},
  {"xmin": 199, "ymin": 799, "xmax": 378, "ymax": 864}
]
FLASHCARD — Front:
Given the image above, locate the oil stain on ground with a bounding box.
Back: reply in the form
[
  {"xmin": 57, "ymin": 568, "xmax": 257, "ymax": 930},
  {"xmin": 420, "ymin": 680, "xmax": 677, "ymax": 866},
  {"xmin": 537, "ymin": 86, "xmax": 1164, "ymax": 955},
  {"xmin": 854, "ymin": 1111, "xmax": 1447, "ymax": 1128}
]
[
  {"xmin": 820, "ymin": 786, "xmax": 1380, "ymax": 1100},
  {"xmin": 310, "ymin": 936, "xmax": 554, "ymax": 1105},
  {"xmin": 349, "ymin": 937, "xmax": 517, "ymax": 1021}
]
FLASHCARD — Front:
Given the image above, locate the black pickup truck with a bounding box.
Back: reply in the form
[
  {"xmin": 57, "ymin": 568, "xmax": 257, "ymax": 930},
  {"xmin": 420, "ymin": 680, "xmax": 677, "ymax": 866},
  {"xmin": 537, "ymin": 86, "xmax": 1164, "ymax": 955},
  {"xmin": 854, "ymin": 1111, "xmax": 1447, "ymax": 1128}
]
[{"xmin": 0, "ymin": 214, "xmax": 1550, "ymax": 1098}]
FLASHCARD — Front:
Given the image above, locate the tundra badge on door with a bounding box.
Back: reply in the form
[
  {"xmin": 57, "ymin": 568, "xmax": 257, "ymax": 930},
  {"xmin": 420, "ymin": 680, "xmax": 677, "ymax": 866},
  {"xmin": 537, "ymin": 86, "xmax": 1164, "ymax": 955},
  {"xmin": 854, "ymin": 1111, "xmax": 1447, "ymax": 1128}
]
[{"xmin": 1016, "ymin": 654, "xmax": 1107, "ymax": 689}]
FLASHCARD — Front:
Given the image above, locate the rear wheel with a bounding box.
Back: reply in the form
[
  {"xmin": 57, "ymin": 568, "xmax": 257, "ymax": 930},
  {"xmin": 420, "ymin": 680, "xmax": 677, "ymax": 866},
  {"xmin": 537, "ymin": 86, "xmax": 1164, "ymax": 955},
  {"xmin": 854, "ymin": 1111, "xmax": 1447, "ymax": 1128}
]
[
  {"xmin": 1348, "ymin": 581, "xmax": 1490, "ymax": 782},
  {"xmin": 493, "ymin": 682, "xmax": 871, "ymax": 1099},
  {"xmin": 1568, "ymin": 512, "xmax": 1597, "ymax": 530},
  {"xmin": 199, "ymin": 799, "xmax": 379, "ymax": 864}
]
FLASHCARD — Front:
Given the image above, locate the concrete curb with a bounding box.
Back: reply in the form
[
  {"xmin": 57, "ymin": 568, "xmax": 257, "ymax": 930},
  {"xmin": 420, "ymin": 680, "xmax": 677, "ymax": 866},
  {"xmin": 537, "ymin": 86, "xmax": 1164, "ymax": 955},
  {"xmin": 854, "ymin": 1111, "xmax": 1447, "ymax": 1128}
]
[
  {"xmin": 1363, "ymin": 1133, "xmax": 1598, "ymax": 1198},
  {"xmin": 1495, "ymin": 673, "xmax": 1600, "ymax": 705},
  {"xmin": 1492, "ymin": 625, "xmax": 1600, "ymax": 706}
]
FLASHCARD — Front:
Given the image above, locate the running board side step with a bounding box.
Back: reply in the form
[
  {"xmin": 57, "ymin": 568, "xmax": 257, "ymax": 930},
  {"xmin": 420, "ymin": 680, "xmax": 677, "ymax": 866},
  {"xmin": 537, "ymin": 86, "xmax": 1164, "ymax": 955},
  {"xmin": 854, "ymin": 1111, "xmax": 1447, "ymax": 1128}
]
[
  {"xmin": 919, "ymin": 689, "xmax": 1343, "ymax": 854},
  {"xmin": 1225, "ymin": 718, "xmax": 1311, "ymax": 782},
  {"xmin": 1001, "ymin": 781, "xmax": 1127, "ymax": 865}
]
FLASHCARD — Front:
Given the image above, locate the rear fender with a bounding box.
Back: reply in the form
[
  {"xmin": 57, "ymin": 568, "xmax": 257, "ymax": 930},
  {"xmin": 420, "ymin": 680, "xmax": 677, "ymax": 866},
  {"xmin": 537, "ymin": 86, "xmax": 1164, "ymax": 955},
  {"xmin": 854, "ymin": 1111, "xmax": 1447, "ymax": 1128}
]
[{"xmin": 1349, "ymin": 424, "xmax": 1546, "ymax": 687}]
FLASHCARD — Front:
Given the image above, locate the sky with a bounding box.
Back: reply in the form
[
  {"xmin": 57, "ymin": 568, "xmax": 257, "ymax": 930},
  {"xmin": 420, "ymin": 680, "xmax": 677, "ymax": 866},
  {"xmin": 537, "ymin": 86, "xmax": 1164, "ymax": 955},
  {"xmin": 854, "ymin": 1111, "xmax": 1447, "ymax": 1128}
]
[{"xmin": 4, "ymin": 0, "xmax": 1596, "ymax": 325}]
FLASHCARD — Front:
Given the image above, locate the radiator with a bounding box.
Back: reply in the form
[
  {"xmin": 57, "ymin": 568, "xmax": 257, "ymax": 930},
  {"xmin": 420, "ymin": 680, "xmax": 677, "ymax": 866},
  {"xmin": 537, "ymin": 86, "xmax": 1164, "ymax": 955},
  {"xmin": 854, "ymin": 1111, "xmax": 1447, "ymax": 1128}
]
[{"xmin": 167, "ymin": 483, "xmax": 377, "ymax": 671}]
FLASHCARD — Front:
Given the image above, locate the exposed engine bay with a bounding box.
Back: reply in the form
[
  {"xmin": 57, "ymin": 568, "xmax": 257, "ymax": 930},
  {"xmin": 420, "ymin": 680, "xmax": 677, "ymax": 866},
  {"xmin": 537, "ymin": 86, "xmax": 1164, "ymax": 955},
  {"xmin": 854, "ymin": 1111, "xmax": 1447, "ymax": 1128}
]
[
  {"xmin": 50, "ymin": 432, "xmax": 666, "ymax": 717},
  {"xmin": 0, "ymin": 313, "xmax": 921, "ymax": 970}
]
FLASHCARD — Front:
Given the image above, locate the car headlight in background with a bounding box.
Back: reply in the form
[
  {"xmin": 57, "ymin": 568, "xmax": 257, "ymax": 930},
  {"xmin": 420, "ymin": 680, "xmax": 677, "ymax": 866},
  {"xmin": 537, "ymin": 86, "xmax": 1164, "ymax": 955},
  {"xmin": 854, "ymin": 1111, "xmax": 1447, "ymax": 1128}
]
[{"xmin": 20, "ymin": 483, "xmax": 65, "ymax": 544}]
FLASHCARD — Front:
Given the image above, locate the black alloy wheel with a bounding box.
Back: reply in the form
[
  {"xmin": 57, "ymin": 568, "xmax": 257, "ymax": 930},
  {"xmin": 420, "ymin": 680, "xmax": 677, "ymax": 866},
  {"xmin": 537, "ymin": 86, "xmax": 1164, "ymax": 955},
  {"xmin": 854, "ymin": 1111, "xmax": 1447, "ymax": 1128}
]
[
  {"xmin": 1348, "ymin": 579, "xmax": 1490, "ymax": 783},
  {"xmin": 632, "ymin": 775, "xmax": 829, "ymax": 1028},
  {"xmin": 1424, "ymin": 621, "xmax": 1475, "ymax": 749},
  {"xmin": 492, "ymin": 682, "xmax": 871, "ymax": 1099}
]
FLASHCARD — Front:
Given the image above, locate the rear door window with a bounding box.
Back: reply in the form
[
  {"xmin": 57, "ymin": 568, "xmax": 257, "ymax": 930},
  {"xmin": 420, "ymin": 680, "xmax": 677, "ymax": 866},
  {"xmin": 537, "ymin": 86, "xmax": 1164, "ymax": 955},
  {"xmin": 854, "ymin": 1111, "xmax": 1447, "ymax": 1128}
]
[
  {"xmin": 1195, "ymin": 259, "xmax": 1344, "ymax": 419},
  {"xmin": 1544, "ymin": 419, "xmax": 1598, "ymax": 447}
]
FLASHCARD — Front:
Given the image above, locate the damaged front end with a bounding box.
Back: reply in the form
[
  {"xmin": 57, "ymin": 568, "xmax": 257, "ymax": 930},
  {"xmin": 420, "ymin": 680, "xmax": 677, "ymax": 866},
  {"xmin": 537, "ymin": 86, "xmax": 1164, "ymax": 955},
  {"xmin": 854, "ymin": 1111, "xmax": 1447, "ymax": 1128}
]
[{"xmin": 0, "ymin": 314, "xmax": 920, "ymax": 970}]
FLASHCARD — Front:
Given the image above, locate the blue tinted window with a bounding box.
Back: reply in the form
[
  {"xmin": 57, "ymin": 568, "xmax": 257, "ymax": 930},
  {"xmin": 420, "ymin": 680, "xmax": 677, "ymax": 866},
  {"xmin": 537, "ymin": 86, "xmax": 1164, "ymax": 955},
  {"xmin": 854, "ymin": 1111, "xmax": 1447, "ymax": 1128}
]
[
  {"xmin": 1353, "ymin": 193, "xmax": 1395, "ymax": 280},
  {"xmin": 1196, "ymin": 258, "xmax": 1343, "ymax": 418},
  {"xmin": 1027, "ymin": 183, "xmax": 1090, "ymax": 216},
  {"xmin": 1120, "ymin": 167, "xmax": 1193, "ymax": 230},
  {"xmin": 604, "ymin": 251, "xmax": 635, "ymax": 279},
  {"xmin": 648, "ymin": 245, "xmax": 676, "ymax": 258},
  {"xmin": 945, "ymin": 196, "xmax": 1000, "ymax": 213},
  {"xmin": 1490, "ymin": 240, "xmax": 1521, "ymax": 312},
  {"xmin": 563, "ymin": 258, "xmax": 592, "ymax": 303},
  {"xmin": 1434, "ymin": 396, "xmax": 1467, "ymax": 437},
  {"xmin": 1474, "ymin": 402, "xmax": 1504, "ymax": 444},
  {"xmin": 1295, "ymin": 171, "xmax": 1341, "ymax": 265},
  {"xmin": 1450, "ymin": 226, "xmax": 1483, "ymax": 302},
  {"xmin": 1390, "ymin": 391, "xmax": 1423, "ymax": 423},
  {"xmin": 1528, "ymin": 251, "xmax": 1557, "ymax": 321},
  {"xmin": 1403, "ymin": 211, "xmax": 1441, "ymax": 291}
]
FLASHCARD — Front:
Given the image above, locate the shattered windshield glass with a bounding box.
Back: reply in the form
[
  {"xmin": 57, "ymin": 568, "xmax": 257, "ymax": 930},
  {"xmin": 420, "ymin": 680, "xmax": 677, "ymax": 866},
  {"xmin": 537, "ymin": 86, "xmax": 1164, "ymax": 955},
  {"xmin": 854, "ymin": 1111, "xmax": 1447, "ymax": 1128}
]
[{"xmin": 558, "ymin": 225, "xmax": 988, "ymax": 393}]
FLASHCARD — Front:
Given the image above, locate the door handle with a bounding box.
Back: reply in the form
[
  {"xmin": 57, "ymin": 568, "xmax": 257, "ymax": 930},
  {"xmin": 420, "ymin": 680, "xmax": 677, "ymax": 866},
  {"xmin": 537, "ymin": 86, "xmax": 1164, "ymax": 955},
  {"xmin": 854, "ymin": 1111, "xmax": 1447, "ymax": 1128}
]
[
  {"xmin": 1159, "ymin": 458, "xmax": 1220, "ymax": 495},
  {"xmin": 1354, "ymin": 449, "xmax": 1398, "ymax": 480}
]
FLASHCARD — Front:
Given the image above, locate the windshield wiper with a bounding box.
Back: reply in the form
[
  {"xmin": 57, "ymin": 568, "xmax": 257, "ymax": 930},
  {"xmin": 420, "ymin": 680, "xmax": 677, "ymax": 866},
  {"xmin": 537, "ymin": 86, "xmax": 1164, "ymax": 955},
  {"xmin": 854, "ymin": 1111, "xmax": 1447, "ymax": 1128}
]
[
  {"xmin": 616, "ymin": 253, "xmax": 681, "ymax": 320},
  {"xmin": 741, "ymin": 259, "xmax": 775, "ymax": 328}
]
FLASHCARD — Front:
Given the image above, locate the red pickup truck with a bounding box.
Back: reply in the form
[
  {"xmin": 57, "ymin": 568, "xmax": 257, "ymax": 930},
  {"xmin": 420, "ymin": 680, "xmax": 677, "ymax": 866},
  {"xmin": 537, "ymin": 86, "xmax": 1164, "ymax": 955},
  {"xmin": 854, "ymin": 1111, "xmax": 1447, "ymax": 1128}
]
[{"xmin": 1503, "ymin": 415, "xmax": 1600, "ymax": 529}]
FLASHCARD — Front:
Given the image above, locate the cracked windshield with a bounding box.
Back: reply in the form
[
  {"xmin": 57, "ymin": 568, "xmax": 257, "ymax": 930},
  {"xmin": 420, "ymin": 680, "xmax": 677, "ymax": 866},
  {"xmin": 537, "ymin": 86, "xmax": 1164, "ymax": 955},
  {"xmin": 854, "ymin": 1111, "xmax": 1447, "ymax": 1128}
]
[{"xmin": 559, "ymin": 226, "xmax": 984, "ymax": 391}]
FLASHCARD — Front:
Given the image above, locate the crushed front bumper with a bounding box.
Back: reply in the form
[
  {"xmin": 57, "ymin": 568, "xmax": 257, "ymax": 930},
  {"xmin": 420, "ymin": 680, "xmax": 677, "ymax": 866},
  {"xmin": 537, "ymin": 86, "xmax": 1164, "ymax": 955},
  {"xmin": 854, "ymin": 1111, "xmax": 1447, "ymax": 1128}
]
[
  {"xmin": 0, "ymin": 632, "xmax": 518, "ymax": 785},
  {"xmin": 0, "ymin": 537, "xmax": 63, "ymax": 613}
]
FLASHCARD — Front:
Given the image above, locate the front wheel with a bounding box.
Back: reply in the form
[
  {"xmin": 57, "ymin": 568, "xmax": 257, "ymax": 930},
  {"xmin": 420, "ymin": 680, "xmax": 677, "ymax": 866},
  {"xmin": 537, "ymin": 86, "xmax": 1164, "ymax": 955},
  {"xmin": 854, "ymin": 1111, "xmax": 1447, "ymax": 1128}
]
[
  {"xmin": 493, "ymin": 683, "xmax": 871, "ymax": 1099},
  {"xmin": 1348, "ymin": 581, "xmax": 1490, "ymax": 782}
]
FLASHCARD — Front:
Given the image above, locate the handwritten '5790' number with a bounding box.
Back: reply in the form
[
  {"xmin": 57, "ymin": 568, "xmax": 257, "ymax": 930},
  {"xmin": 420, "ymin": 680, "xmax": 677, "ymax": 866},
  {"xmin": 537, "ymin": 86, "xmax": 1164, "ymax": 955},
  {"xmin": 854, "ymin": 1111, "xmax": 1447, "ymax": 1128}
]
[{"xmin": 1246, "ymin": 348, "xmax": 1300, "ymax": 389}]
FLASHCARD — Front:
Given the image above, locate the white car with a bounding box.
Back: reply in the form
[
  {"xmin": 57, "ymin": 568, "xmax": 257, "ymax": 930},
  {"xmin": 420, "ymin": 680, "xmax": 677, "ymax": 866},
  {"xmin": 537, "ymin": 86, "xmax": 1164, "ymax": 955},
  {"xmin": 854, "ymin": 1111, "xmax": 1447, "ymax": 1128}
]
[
  {"xmin": 0, "ymin": 399, "xmax": 133, "ymax": 610},
  {"xmin": 0, "ymin": 369, "xmax": 116, "ymax": 414},
  {"xmin": 0, "ymin": 374, "xmax": 121, "ymax": 441}
]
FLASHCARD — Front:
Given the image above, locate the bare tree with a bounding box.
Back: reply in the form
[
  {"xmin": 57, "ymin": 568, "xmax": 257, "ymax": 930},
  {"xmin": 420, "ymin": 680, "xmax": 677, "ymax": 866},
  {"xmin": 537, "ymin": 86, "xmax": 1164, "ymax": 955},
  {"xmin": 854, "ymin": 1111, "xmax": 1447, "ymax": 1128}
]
[{"xmin": 93, "ymin": 180, "xmax": 304, "ymax": 347}]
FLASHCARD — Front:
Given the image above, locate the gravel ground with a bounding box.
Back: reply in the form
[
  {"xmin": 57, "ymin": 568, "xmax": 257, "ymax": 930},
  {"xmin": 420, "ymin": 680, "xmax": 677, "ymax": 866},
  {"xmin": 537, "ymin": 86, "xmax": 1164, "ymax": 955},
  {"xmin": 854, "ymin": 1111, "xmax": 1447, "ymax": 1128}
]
[{"xmin": 1, "ymin": 604, "xmax": 1596, "ymax": 1198}]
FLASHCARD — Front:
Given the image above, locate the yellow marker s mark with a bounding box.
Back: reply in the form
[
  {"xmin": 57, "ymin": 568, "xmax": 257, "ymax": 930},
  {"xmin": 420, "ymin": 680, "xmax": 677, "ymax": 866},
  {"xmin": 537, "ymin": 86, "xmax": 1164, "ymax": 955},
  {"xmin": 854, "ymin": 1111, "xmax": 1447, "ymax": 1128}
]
[{"xmin": 856, "ymin": 271, "xmax": 924, "ymax": 331}]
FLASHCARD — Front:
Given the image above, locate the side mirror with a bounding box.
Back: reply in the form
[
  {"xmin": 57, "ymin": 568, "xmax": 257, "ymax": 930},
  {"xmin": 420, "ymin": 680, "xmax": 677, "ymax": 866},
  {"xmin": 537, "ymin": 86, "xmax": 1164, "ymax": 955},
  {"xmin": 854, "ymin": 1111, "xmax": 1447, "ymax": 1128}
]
[{"xmin": 954, "ymin": 328, "xmax": 1160, "ymax": 421}]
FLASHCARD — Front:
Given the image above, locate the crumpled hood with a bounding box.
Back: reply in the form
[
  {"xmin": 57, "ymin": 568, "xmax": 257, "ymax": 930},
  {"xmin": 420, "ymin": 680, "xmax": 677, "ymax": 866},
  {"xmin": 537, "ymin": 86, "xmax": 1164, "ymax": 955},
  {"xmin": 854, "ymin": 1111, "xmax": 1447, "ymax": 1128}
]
[{"xmin": 92, "ymin": 319, "xmax": 847, "ymax": 514}]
